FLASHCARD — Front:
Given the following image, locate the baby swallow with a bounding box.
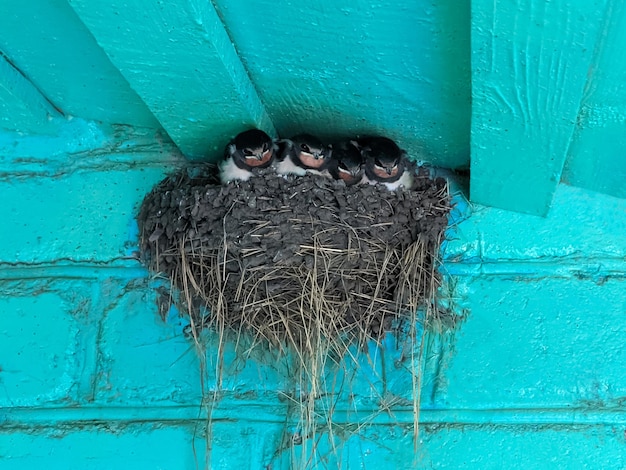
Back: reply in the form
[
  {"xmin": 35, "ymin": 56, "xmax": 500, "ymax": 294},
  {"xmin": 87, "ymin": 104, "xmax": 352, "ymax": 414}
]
[
  {"xmin": 358, "ymin": 136, "xmax": 414, "ymax": 190},
  {"xmin": 275, "ymin": 134, "xmax": 331, "ymax": 176},
  {"xmin": 219, "ymin": 129, "xmax": 277, "ymax": 183},
  {"xmin": 328, "ymin": 141, "xmax": 364, "ymax": 186}
]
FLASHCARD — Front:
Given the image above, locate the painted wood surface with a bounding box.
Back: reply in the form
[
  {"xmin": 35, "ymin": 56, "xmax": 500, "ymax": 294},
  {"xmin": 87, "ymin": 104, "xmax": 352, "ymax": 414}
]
[
  {"xmin": 562, "ymin": 0, "xmax": 626, "ymax": 200},
  {"xmin": 470, "ymin": 0, "xmax": 609, "ymax": 216},
  {"xmin": 0, "ymin": 0, "xmax": 159, "ymax": 129},
  {"xmin": 211, "ymin": 0, "xmax": 471, "ymax": 168},
  {"xmin": 2, "ymin": 0, "xmax": 625, "ymax": 208},
  {"xmin": 0, "ymin": 52, "xmax": 63, "ymax": 135},
  {"xmin": 68, "ymin": 0, "xmax": 276, "ymax": 159},
  {"xmin": 2, "ymin": 2, "xmax": 626, "ymax": 468}
]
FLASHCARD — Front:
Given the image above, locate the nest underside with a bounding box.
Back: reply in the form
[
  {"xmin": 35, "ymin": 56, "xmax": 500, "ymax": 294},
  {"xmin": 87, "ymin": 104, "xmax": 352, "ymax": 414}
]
[{"xmin": 138, "ymin": 166, "xmax": 450, "ymax": 354}]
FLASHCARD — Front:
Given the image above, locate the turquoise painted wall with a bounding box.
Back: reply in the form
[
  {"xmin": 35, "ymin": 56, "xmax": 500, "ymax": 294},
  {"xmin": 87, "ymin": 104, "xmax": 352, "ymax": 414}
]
[
  {"xmin": 2, "ymin": 0, "xmax": 626, "ymax": 468},
  {"xmin": 2, "ymin": 120, "xmax": 626, "ymax": 468}
]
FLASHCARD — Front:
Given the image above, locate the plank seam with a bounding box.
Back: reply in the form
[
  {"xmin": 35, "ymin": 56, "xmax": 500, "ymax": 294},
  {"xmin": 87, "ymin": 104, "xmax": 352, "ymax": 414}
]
[
  {"xmin": 206, "ymin": 0, "xmax": 276, "ymax": 137},
  {"xmin": 3, "ymin": 405, "xmax": 626, "ymax": 428},
  {"xmin": 0, "ymin": 258, "xmax": 624, "ymax": 281},
  {"xmin": 0, "ymin": 50, "xmax": 65, "ymax": 118}
]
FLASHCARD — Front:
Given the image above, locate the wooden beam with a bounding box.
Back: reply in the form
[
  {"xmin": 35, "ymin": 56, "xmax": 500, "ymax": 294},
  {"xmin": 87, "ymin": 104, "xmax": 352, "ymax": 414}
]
[
  {"xmin": 0, "ymin": 0, "xmax": 161, "ymax": 129},
  {"xmin": 470, "ymin": 0, "xmax": 609, "ymax": 216},
  {"xmin": 68, "ymin": 0, "xmax": 275, "ymax": 160},
  {"xmin": 563, "ymin": 0, "xmax": 626, "ymax": 201},
  {"xmin": 210, "ymin": 0, "xmax": 472, "ymax": 169},
  {"xmin": 0, "ymin": 51, "xmax": 64, "ymax": 135}
]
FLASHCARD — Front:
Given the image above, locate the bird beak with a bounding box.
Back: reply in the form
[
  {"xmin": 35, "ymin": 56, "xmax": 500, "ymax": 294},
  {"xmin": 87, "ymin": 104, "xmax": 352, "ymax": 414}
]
[
  {"xmin": 385, "ymin": 167, "xmax": 392, "ymax": 175},
  {"xmin": 314, "ymin": 152, "xmax": 321, "ymax": 160},
  {"xmin": 256, "ymin": 153, "xmax": 264, "ymax": 161}
]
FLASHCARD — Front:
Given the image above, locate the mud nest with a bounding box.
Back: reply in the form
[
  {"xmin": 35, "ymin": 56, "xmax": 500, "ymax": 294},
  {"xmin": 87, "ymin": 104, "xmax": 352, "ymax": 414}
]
[{"xmin": 138, "ymin": 165, "xmax": 450, "ymax": 354}]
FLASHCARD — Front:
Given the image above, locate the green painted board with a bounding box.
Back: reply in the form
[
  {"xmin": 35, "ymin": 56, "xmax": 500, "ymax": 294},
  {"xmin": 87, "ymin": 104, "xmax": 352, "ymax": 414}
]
[
  {"xmin": 212, "ymin": 0, "xmax": 471, "ymax": 168},
  {"xmin": 563, "ymin": 0, "xmax": 626, "ymax": 200},
  {"xmin": 0, "ymin": 428, "xmax": 210, "ymax": 470},
  {"xmin": 94, "ymin": 278, "xmax": 204, "ymax": 406},
  {"xmin": 0, "ymin": 52, "xmax": 63, "ymax": 135},
  {"xmin": 470, "ymin": 0, "xmax": 609, "ymax": 215},
  {"xmin": 68, "ymin": 0, "xmax": 276, "ymax": 160},
  {"xmin": 0, "ymin": 0, "xmax": 160, "ymax": 129}
]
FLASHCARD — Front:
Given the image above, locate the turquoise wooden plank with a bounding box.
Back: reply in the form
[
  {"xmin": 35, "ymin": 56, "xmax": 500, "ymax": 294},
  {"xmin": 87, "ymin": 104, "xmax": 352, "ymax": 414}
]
[
  {"xmin": 0, "ymin": 0, "xmax": 160, "ymax": 129},
  {"xmin": 470, "ymin": 0, "xmax": 609, "ymax": 215},
  {"xmin": 0, "ymin": 51, "xmax": 63, "ymax": 135},
  {"xmin": 0, "ymin": 121, "xmax": 181, "ymax": 267},
  {"xmin": 211, "ymin": 0, "xmax": 471, "ymax": 168},
  {"xmin": 563, "ymin": 0, "xmax": 626, "ymax": 200},
  {"xmin": 68, "ymin": 0, "xmax": 276, "ymax": 160}
]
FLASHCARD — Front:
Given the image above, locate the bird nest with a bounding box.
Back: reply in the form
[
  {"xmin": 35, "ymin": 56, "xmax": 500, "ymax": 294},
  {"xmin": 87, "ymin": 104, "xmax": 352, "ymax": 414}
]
[{"xmin": 138, "ymin": 165, "xmax": 450, "ymax": 356}]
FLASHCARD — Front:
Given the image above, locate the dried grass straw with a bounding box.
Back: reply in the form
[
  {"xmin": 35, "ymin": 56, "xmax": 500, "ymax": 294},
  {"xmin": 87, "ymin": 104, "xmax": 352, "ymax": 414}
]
[{"xmin": 138, "ymin": 166, "xmax": 451, "ymax": 462}]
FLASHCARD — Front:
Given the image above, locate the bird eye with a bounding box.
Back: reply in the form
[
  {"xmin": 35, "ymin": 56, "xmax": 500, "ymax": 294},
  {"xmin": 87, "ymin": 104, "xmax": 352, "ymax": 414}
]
[
  {"xmin": 243, "ymin": 149, "xmax": 254, "ymax": 156},
  {"xmin": 262, "ymin": 142, "xmax": 269, "ymax": 151},
  {"xmin": 339, "ymin": 162, "xmax": 349, "ymax": 171},
  {"xmin": 375, "ymin": 159, "xmax": 383, "ymax": 167},
  {"xmin": 300, "ymin": 143, "xmax": 310, "ymax": 152}
]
